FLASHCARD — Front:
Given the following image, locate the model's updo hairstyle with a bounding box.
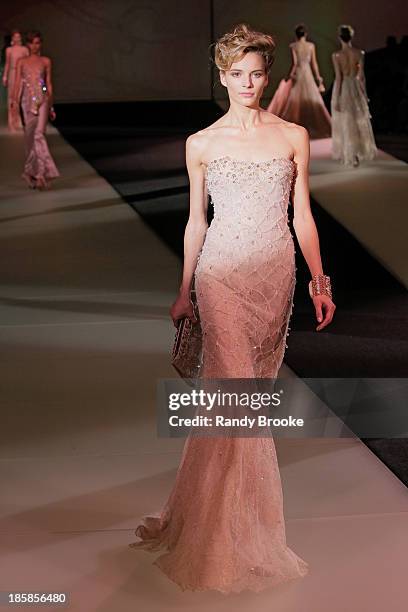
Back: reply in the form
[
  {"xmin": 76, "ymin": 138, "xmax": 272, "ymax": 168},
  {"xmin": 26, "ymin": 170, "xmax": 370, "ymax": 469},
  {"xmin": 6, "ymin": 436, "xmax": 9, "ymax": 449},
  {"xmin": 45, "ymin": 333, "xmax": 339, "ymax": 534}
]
[
  {"xmin": 26, "ymin": 30, "xmax": 42, "ymax": 43},
  {"xmin": 214, "ymin": 23, "xmax": 276, "ymax": 73},
  {"xmin": 338, "ymin": 25, "xmax": 354, "ymax": 43},
  {"xmin": 295, "ymin": 23, "xmax": 307, "ymax": 39}
]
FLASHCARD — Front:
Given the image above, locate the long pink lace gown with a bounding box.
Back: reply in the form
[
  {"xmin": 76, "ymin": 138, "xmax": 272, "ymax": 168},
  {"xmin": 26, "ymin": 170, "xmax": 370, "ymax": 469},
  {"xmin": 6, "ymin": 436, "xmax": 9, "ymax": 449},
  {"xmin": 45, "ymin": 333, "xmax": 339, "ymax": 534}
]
[
  {"xmin": 130, "ymin": 156, "xmax": 309, "ymax": 593},
  {"xmin": 268, "ymin": 41, "xmax": 331, "ymax": 139},
  {"xmin": 4, "ymin": 45, "xmax": 29, "ymax": 131},
  {"xmin": 20, "ymin": 61, "xmax": 59, "ymax": 184}
]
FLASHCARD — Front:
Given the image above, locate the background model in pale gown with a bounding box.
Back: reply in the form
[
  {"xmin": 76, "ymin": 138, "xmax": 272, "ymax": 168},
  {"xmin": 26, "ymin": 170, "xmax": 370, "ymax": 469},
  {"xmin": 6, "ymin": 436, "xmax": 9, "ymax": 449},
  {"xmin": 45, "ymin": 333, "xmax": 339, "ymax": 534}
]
[
  {"xmin": 2, "ymin": 30, "xmax": 29, "ymax": 131},
  {"xmin": 331, "ymin": 25, "xmax": 377, "ymax": 167},
  {"xmin": 268, "ymin": 24, "xmax": 331, "ymax": 139},
  {"xmin": 131, "ymin": 23, "xmax": 335, "ymax": 594},
  {"xmin": 13, "ymin": 31, "xmax": 59, "ymax": 189}
]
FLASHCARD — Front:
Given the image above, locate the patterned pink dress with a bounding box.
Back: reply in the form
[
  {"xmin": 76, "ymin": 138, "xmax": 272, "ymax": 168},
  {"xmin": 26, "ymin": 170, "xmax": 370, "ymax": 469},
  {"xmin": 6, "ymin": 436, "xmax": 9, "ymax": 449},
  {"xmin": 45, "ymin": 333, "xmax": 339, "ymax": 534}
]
[
  {"xmin": 130, "ymin": 156, "xmax": 309, "ymax": 593},
  {"xmin": 20, "ymin": 61, "xmax": 59, "ymax": 184}
]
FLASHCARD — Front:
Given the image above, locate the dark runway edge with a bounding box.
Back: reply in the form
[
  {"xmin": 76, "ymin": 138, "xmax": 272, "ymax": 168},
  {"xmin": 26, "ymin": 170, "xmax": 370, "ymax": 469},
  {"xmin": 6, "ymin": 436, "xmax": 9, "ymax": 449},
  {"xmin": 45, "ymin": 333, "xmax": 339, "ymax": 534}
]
[{"xmin": 56, "ymin": 101, "xmax": 408, "ymax": 487}]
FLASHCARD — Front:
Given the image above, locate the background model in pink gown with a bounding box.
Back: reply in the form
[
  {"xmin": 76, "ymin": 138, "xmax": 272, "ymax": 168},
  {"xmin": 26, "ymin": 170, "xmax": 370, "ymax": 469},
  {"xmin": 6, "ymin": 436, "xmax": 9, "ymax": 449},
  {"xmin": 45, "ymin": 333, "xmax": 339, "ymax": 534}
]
[
  {"xmin": 268, "ymin": 41, "xmax": 331, "ymax": 139},
  {"xmin": 3, "ymin": 45, "xmax": 29, "ymax": 131},
  {"xmin": 20, "ymin": 62, "xmax": 59, "ymax": 186},
  {"xmin": 130, "ymin": 156, "xmax": 309, "ymax": 594},
  {"xmin": 267, "ymin": 77, "xmax": 293, "ymax": 117}
]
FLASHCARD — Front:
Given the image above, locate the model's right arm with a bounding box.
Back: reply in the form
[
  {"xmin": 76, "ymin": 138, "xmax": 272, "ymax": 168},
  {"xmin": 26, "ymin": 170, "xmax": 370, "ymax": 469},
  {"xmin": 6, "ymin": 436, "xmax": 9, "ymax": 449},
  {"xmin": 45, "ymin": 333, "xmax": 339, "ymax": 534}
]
[
  {"xmin": 356, "ymin": 50, "xmax": 368, "ymax": 98},
  {"xmin": 2, "ymin": 47, "xmax": 10, "ymax": 86},
  {"xmin": 311, "ymin": 44, "xmax": 324, "ymax": 87},
  {"xmin": 170, "ymin": 134, "xmax": 208, "ymax": 326},
  {"xmin": 178, "ymin": 134, "xmax": 208, "ymax": 296}
]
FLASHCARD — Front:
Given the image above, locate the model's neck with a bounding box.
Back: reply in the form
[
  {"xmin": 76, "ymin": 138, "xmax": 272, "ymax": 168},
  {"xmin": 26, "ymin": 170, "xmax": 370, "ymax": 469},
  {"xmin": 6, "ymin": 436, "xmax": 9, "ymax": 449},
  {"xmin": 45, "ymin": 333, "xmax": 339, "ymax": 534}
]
[{"xmin": 225, "ymin": 102, "xmax": 263, "ymax": 131}]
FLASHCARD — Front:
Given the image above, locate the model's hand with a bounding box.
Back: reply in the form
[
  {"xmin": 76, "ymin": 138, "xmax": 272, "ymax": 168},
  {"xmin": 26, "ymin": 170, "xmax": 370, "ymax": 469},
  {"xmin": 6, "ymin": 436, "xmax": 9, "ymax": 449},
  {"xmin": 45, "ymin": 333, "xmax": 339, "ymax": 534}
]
[
  {"xmin": 170, "ymin": 292, "xmax": 197, "ymax": 328},
  {"xmin": 312, "ymin": 294, "xmax": 336, "ymax": 331}
]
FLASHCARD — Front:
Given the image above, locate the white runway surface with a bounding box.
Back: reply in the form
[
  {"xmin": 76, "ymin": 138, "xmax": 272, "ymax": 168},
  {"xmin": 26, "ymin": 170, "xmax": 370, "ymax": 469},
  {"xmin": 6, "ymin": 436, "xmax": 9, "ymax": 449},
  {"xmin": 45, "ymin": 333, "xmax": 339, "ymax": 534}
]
[
  {"xmin": 0, "ymin": 122, "xmax": 407, "ymax": 611},
  {"xmin": 310, "ymin": 138, "xmax": 408, "ymax": 288}
]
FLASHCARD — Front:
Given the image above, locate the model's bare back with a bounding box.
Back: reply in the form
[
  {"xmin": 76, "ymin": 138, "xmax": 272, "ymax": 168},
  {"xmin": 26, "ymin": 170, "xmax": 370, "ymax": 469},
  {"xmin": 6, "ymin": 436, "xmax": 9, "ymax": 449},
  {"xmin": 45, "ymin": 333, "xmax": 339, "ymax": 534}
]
[
  {"xmin": 291, "ymin": 40, "xmax": 314, "ymax": 62},
  {"xmin": 334, "ymin": 47, "xmax": 363, "ymax": 77}
]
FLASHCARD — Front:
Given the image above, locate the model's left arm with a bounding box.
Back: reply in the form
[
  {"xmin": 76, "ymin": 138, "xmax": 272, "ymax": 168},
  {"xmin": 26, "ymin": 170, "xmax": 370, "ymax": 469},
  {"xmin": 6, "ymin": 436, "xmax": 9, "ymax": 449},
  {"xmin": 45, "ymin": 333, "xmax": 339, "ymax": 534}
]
[
  {"xmin": 45, "ymin": 57, "xmax": 56, "ymax": 119},
  {"xmin": 356, "ymin": 50, "xmax": 368, "ymax": 100},
  {"xmin": 291, "ymin": 126, "xmax": 336, "ymax": 331},
  {"xmin": 311, "ymin": 44, "xmax": 324, "ymax": 90}
]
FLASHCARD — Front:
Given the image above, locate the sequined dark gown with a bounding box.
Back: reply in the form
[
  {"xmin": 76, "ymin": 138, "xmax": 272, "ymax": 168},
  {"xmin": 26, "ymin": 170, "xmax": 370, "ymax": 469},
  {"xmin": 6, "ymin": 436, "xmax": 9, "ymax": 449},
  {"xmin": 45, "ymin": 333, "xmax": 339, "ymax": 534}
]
[{"xmin": 131, "ymin": 156, "xmax": 309, "ymax": 593}]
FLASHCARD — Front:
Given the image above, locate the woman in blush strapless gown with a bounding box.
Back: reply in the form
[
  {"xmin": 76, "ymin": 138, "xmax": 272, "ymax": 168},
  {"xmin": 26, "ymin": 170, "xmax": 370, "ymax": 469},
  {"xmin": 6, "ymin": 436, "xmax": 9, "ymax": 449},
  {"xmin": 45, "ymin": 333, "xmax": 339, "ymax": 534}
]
[
  {"xmin": 267, "ymin": 24, "xmax": 331, "ymax": 139},
  {"xmin": 131, "ymin": 23, "xmax": 336, "ymax": 594},
  {"xmin": 12, "ymin": 31, "xmax": 59, "ymax": 189},
  {"xmin": 2, "ymin": 30, "xmax": 29, "ymax": 131},
  {"xmin": 331, "ymin": 25, "xmax": 377, "ymax": 167}
]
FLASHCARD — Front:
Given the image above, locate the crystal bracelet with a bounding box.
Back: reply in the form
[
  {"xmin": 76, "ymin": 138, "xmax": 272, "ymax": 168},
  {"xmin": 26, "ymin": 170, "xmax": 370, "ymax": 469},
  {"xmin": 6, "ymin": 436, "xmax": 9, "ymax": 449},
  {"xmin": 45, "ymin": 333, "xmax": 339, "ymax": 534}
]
[{"xmin": 308, "ymin": 274, "xmax": 332, "ymax": 299}]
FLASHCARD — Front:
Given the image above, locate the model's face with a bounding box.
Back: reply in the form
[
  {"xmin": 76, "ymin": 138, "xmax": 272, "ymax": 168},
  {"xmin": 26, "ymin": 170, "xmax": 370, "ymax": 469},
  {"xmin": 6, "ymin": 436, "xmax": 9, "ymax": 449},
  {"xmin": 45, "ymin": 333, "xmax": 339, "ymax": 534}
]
[
  {"xmin": 28, "ymin": 37, "xmax": 42, "ymax": 54},
  {"xmin": 220, "ymin": 52, "xmax": 268, "ymax": 107},
  {"xmin": 12, "ymin": 33, "xmax": 22, "ymax": 45}
]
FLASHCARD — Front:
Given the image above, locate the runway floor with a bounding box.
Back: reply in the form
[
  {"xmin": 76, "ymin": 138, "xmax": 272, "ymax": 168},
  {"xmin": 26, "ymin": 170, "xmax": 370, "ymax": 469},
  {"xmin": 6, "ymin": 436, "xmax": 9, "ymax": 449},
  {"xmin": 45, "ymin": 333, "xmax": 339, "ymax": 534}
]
[{"xmin": 0, "ymin": 117, "xmax": 407, "ymax": 611}]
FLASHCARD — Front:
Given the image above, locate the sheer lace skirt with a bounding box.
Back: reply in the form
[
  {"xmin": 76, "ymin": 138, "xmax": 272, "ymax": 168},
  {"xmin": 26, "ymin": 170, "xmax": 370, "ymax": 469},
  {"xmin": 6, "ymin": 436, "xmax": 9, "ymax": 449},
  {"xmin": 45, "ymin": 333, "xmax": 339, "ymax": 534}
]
[
  {"xmin": 130, "ymin": 434, "xmax": 309, "ymax": 594},
  {"xmin": 331, "ymin": 76, "xmax": 377, "ymax": 165}
]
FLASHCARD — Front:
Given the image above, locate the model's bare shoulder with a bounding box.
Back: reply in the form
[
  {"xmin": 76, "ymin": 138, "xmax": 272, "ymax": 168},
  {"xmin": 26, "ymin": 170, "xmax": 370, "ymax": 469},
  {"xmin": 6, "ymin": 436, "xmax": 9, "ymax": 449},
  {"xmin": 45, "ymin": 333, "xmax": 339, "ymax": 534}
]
[
  {"xmin": 186, "ymin": 118, "xmax": 228, "ymax": 163},
  {"xmin": 260, "ymin": 109, "xmax": 286, "ymax": 125},
  {"xmin": 265, "ymin": 113, "xmax": 304, "ymax": 134},
  {"xmin": 186, "ymin": 130, "xmax": 208, "ymax": 157},
  {"xmin": 186, "ymin": 130, "xmax": 214, "ymax": 169},
  {"xmin": 289, "ymin": 122, "xmax": 308, "ymax": 140},
  {"xmin": 287, "ymin": 124, "xmax": 309, "ymax": 156},
  {"xmin": 277, "ymin": 121, "xmax": 308, "ymax": 150}
]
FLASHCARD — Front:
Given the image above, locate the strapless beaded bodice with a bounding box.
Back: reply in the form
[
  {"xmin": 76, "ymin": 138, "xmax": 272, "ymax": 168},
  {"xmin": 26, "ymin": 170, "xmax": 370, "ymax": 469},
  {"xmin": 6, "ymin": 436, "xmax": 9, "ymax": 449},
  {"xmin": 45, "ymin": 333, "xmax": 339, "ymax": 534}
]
[
  {"xmin": 205, "ymin": 155, "xmax": 295, "ymax": 218},
  {"xmin": 21, "ymin": 63, "xmax": 48, "ymax": 115},
  {"xmin": 201, "ymin": 155, "xmax": 295, "ymax": 265}
]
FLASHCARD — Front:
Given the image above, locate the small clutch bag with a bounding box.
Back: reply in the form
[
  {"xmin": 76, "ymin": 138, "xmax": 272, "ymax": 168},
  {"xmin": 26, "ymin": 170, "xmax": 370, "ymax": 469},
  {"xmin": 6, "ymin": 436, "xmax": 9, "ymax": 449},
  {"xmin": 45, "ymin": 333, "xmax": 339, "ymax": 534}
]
[{"xmin": 171, "ymin": 285, "xmax": 202, "ymax": 380}]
